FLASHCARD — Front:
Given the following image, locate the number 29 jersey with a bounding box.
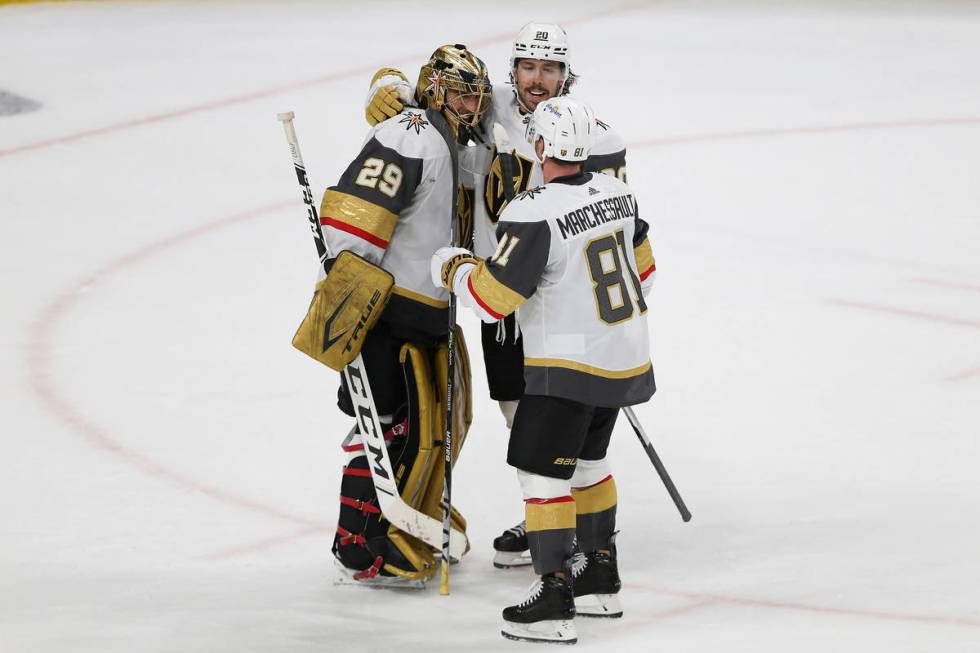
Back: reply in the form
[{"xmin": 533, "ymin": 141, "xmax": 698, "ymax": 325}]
[
  {"xmin": 319, "ymin": 107, "xmax": 458, "ymax": 340},
  {"xmin": 460, "ymin": 170, "xmax": 657, "ymax": 407}
]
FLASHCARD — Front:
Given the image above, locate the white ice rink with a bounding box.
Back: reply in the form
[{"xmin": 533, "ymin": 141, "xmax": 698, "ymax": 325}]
[{"xmin": 2, "ymin": 0, "xmax": 979, "ymax": 651}]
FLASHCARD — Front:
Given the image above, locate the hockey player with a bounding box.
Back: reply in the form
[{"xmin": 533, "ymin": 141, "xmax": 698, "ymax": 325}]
[
  {"xmin": 305, "ymin": 44, "xmax": 492, "ymax": 586},
  {"xmin": 364, "ymin": 22, "xmax": 636, "ymax": 569},
  {"xmin": 430, "ymin": 98, "xmax": 656, "ymax": 643}
]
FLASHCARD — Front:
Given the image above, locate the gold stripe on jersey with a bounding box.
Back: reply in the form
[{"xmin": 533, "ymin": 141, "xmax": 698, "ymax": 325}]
[
  {"xmin": 634, "ymin": 237, "xmax": 655, "ymax": 275},
  {"xmin": 524, "ymin": 357, "xmax": 652, "ymax": 380},
  {"xmin": 572, "ymin": 476, "xmax": 617, "ymax": 515},
  {"xmin": 468, "ymin": 262, "xmax": 527, "ymax": 318},
  {"xmin": 526, "ymin": 499, "xmax": 576, "ymax": 532},
  {"xmin": 320, "ymin": 190, "xmax": 398, "ymax": 247},
  {"xmin": 392, "ymin": 285, "xmax": 449, "ymax": 308}
]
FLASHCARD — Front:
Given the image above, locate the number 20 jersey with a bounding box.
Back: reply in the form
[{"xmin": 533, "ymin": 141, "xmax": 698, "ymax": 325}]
[{"xmin": 464, "ymin": 171, "xmax": 656, "ymax": 407}]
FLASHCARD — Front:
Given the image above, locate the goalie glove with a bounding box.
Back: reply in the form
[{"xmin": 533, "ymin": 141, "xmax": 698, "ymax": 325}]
[
  {"xmin": 365, "ymin": 67, "xmax": 414, "ymax": 126},
  {"xmin": 430, "ymin": 246, "xmax": 478, "ymax": 291},
  {"xmin": 292, "ymin": 251, "xmax": 394, "ymax": 371}
]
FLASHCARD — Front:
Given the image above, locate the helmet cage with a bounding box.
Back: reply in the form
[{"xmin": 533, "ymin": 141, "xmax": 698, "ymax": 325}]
[{"xmin": 416, "ymin": 45, "xmax": 492, "ymax": 137}]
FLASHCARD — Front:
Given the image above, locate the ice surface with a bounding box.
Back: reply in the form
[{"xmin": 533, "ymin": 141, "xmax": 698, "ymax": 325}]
[{"xmin": 1, "ymin": 1, "xmax": 979, "ymax": 651}]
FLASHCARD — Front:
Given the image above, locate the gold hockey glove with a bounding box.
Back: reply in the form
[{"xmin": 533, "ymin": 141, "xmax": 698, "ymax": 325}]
[
  {"xmin": 292, "ymin": 251, "xmax": 394, "ymax": 371},
  {"xmin": 365, "ymin": 67, "xmax": 412, "ymax": 126},
  {"xmin": 430, "ymin": 246, "xmax": 478, "ymax": 290}
]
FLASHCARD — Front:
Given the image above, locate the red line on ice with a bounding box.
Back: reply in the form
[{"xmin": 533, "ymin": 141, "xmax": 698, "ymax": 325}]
[
  {"xmin": 945, "ymin": 366, "xmax": 980, "ymax": 382},
  {"xmin": 827, "ymin": 298, "xmax": 980, "ymax": 331},
  {"xmin": 202, "ymin": 525, "xmax": 326, "ymax": 561},
  {"xmin": 909, "ymin": 278, "xmax": 980, "ymax": 294}
]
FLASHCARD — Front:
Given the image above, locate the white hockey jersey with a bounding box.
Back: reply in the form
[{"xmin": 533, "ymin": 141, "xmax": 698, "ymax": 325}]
[
  {"xmin": 455, "ymin": 170, "xmax": 657, "ymax": 407},
  {"xmin": 471, "ymin": 85, "xmax": 628, "ymax": 259},
  {"xmin": 320, "ymin": 107, "xmax": 462, "ymax": 339}
]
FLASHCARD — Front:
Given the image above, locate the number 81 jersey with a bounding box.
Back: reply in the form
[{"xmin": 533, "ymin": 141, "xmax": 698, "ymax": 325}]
[{"xmin": 460, "ymin": 170, "xmax": 657, "ymax": 407}]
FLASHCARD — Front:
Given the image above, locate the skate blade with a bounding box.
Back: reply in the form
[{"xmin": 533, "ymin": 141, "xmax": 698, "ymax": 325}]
[
  {"xmin": 493, "ymin": 550, "xmax": 533, "ymax": 569},
  {"xmin": 333, "ymin": 560, "xmax": 426, "ymax": 590},
  {"xmin": 575, "ymin": 593, "xmax": 622, "ymax": 618},
  {"xmin": 501, "ymin": 619, "xmax": 577, "ymax": 644}
]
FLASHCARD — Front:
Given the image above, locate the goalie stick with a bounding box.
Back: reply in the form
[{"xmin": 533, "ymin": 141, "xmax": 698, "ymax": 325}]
[{"xmin": 276, "ymin": 111, "xmax": 468, "ymax": 561}]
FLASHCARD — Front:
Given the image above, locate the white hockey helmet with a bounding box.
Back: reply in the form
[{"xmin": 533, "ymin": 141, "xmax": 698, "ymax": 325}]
[
  {"xmin": 527, "ymin": 97, "xmax": 595, "ymax": 163},
  {"xmin": 510, "ymin": 22, "xmax": 571, "ymax": 80}
]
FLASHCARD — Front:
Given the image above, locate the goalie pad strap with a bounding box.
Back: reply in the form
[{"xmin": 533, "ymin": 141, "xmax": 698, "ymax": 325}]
[
  {"xmin": 341, "ymin": 419, "xmax": 407, "ymax": 452},
  {"xmin": 342, "ymin": 466, "xmax": 372, "ymax": 478},
  {"xmin": 336, "ymin": 527, "xmax": 367, "ymax": 547},
  {"xmin": 354, "ymin": 557, "xmax": 384, "ymax": 581},
  {"xmin": 339, "ymin": 495, "xmax": 381, "ymax": 515}
]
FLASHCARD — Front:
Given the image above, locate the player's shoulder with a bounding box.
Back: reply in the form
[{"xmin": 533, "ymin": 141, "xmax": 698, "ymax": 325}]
[
  {"xmin": 591, "ymin": 115, "xmax": 626, "ymax": 154},
  {"xmin": 490, "ymin": 88, "xmax": 526, "ymax": 129},
  {"xmin": 372, "ymin": 108, "xmax": 446, "ymax": 158},
  {"xmin": 498, "ymin": 184, "xmax": 552, "ymax": 223}
]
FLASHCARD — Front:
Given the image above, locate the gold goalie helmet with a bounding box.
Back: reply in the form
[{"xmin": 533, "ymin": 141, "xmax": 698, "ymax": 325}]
[{"xmin": 415, "ymin": 44, "xmax": 492, "ymax": 140}]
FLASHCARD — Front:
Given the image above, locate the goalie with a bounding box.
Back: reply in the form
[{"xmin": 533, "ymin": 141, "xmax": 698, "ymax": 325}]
[{"xmin": 293, "ymin": 45, "xmax": 492, "ymax": 587}]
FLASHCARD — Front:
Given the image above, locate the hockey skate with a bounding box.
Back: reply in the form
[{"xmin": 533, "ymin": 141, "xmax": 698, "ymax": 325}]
[
  {"xmin": 493, "ymin": 520, "xmax": 532, "ymax": 568},
  {"xmin": 501, "ymin": 574, "xmax": 577, "ymax": 645},
  {"xmin": 332, "ymin": 557, "xmax": 426, "ymax": 590},
  {"xmin": 571, "ymin": 548, "xmax": 622, "ymax": 618}
]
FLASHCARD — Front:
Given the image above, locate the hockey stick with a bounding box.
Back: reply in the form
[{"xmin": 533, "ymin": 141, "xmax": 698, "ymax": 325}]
[
  {"xmin": 425, "ymin": 109, "xmax": 460, "ymax": 596},
  {"xmin": 492, "ymin": 122, "xmax": 518, "ymax": 203},
  {"xmin": 276, "ymin": 111, "xmax": 468, "ymax": 561},
  {"xmin": 621, "ymin": 406, "xmax": 692, "ymax": 522}
]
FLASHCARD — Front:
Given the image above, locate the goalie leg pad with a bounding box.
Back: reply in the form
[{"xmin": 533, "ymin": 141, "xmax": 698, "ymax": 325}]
[
  {"xmin": 333, "ymin": 329, "xmax": 473, "ymax": 584},
  {"xmin": 386, "ymin": 328, "xmax": 473, "ymax": 576}
]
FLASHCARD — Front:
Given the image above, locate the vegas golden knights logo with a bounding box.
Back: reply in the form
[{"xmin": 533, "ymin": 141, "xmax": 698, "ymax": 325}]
[{"xmin": 484, "ymin": 151, "xmax": 535, "ymax": 222}]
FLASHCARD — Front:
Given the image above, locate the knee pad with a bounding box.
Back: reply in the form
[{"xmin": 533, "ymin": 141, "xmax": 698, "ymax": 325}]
[{"xmin": 571, "ymin": 457, "xmax": 611, "ymax": 489}]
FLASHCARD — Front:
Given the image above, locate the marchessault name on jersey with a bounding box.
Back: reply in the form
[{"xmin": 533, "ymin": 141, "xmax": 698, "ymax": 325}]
[{"xmin": 555, "ymin": 193, "xmax": 636, "ymax": 240}]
